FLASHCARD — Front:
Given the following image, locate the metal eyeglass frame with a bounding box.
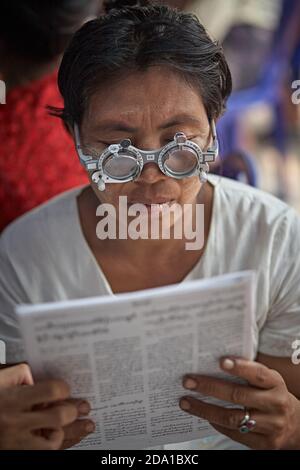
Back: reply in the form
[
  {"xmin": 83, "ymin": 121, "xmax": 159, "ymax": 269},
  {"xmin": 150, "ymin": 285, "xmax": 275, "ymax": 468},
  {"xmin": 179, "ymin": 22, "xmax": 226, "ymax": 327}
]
[{"xmin": 74, "ymin": 121, "xmax": 219, "ymax": 191}]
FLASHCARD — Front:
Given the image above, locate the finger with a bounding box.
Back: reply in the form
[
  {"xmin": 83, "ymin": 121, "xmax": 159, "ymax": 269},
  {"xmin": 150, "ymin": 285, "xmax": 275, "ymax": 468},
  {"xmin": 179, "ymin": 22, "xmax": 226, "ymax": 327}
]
[
  {"xmin": 25, "ymin": 430, "xmax": 65, "ymax": 450},
  {"xmin": 24, "ymin": 402, "xmax": 79, "ymax": 430},
  {"xmin": 6, "ymin": 428, "xmax": 64, "ymax": 450},
  {"xmin": 211, "ymin": 423, "xmax": 276, "ymax": 450},
  {"xmin": 179, "ymin": 397, "xmax": 272, "ymax": 434},
  {"xmin": 62, "ymin": 399, "xmax": 91, "ymax": 417},
  {"xmin": 61, "ymin": 419, "xmax": 95, "ymax": 449},
  {"xmin": 220, "ymin": 357, "xmax": 284, "ymax": 389},
  {"xmin": 182, "ymin": 375, "xmax": 271, "ymax": 411},
  {"xmin": 41, "ymin": 428, "xmax": 65, "ymax": 450},
  {"xmin": 0, "ymin": 364, "xmax": 34, "ymax": 390},
  {"xmin": 14, "ymin": 380, "xmax": 71, "ymax": 409},
  {"xmin": 63, "ymin": 419, "xmax": 95, "ymax": 441},
  {"xmin": 61, "ymin": 438, "xmax": 85, "ymax": 450}
]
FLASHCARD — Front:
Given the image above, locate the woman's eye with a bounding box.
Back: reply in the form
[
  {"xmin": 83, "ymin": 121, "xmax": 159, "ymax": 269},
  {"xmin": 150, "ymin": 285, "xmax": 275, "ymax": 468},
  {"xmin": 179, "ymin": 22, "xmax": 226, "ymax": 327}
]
[
  {"xmin": 96, "ymin": 138, "xmax": 125, "ymax": 145},
  {"xmin": 98, "ymin": 141, "xmax": 118, "ymax": 146},
  {"xmin": 163, "ymin": 137, "xmax": 177, "ymax": 144},
  {"xmin": 163, "ymin": 135, "xmax": 197, "ymax": 144}
]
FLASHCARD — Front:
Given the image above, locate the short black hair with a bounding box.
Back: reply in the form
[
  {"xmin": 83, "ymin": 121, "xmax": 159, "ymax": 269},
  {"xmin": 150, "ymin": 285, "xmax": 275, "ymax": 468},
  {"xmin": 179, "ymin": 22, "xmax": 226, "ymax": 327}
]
[{"xmin": 52, "ymin": 4, "xmax": 232, "ymax": 127}]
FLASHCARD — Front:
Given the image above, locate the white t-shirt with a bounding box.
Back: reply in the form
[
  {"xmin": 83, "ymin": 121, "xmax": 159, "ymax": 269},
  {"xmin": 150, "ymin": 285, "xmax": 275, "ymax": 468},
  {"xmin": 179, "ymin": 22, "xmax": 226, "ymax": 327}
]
[{"xmin": 1, "ymin": 175, "xmax": 300, "ymax": 450}]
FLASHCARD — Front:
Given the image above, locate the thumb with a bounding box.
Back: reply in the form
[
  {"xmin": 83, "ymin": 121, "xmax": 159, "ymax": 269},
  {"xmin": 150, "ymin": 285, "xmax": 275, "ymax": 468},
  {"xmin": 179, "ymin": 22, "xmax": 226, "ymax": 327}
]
[{"xmin": 0, "ymin": 363, "xmax": 34, "ymax": 390}]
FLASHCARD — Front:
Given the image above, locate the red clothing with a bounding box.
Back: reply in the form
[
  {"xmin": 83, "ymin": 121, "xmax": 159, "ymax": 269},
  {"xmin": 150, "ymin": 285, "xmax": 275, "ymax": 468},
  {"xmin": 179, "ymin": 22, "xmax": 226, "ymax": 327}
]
[{"xmin": 0, "ymin": 71, "xmax": 88, "ymax": 231}]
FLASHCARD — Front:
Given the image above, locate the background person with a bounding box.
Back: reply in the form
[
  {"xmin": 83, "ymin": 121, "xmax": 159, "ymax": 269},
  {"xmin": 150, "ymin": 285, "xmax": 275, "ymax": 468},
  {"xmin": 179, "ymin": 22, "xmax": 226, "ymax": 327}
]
[{"xmin": 0, "ymin": 0, "xmax": 102, "ymax": 231}]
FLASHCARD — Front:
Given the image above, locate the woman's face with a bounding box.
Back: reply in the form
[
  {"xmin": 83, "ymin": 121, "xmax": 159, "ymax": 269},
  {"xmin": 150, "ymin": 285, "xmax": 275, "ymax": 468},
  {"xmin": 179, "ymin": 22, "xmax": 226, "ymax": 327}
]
[{"xmin": 80, "ymin": 66, "xmax": 211, "ymax": 214}]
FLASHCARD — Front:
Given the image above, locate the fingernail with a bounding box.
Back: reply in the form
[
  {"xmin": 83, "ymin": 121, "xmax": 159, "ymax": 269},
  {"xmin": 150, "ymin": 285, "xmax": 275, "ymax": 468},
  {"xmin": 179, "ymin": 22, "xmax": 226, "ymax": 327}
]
[
  {"xmin": 222, "ymin": 358, "xmax": 235, "ymax": 370},
  {"xmin": 183, "ymin": 378, "xmax": 197, "ymax": 390},
  {"xmin": 85, "ymin": 422, "xmax": 95, "ymax": 433},
  {"xmin": 180, "ymin": 399, "xmax": 191, "ymax": 411},
  {"xmin": 78, "ymin": 401, "xmax": 90, "ymax": 415}
]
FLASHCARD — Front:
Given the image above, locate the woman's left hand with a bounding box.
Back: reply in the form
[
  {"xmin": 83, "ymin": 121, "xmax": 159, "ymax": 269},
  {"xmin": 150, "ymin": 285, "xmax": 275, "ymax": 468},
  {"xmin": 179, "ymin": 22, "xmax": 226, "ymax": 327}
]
[{"xmin": 180, "ymin": 357, "xmax": 300, "ymax": 449}]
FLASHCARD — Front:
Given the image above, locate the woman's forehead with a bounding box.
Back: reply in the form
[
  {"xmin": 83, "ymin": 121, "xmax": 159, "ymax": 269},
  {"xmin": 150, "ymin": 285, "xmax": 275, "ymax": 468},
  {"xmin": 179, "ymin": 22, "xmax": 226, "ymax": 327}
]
[{"xmin": 83, "ymin": 67, "xmax": 207, "ymax": 132}]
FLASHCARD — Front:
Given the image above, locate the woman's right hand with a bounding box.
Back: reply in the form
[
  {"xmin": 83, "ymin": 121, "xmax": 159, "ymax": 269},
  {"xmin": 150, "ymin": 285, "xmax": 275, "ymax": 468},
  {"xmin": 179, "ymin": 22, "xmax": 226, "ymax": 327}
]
[{"xmin": 0, "ymin": 364, "xmax": 94, "ymax": 450}]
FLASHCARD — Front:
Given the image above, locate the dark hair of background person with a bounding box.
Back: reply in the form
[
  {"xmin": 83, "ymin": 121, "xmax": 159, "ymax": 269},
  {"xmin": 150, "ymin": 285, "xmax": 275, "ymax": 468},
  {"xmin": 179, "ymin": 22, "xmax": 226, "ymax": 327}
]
[
  {"xmin": 103, "ymin": 0, "xmax": 151, "ymax": 11},
  {"xmin": 50, "ymin": 2, "xmax": 232, "ymax": 128},
  {"xmin": 0, "ymin": 0, "xmax": 102, "ymax": 62}
]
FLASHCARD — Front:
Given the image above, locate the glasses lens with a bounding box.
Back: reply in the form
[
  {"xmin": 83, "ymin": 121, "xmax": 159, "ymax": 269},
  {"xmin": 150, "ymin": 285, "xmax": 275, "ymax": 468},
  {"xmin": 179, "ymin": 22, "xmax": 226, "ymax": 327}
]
[
  {"xmin": 164, "ymin": 148, "xmax": 198, "ymax": 176},
  {"xmin": 103, "ymin": 154, "xmax": 139, "ymax": 179}
]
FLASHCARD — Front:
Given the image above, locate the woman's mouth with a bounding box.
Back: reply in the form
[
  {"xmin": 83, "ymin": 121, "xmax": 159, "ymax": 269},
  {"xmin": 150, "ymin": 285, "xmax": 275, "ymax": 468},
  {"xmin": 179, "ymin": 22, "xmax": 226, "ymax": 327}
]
[{"xmin": 127, "ymin": 199, "xmax": 177, "ymax": 214}]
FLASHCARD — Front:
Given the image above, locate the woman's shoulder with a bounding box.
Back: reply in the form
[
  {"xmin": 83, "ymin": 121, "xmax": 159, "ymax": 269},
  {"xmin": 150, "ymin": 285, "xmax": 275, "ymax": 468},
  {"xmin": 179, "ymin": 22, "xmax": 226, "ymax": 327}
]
[
  {"xmin": 0, "ymin": 185, "xmax": 86, "ymax": 257},
  {"xmin": 209, "ymin": 175, "xmax": 298, "ymax": 225}
]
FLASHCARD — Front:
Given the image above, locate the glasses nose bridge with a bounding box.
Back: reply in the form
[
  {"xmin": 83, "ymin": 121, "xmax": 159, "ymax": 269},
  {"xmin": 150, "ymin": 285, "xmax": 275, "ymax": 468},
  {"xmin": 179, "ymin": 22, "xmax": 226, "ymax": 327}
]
[
  {"xmin": 141, "ymin": 147, "xmax": 160, "ymax": 163},
  {"xmin": 138, "ymin": 147, "xmax": 162, "ymax": 171}
]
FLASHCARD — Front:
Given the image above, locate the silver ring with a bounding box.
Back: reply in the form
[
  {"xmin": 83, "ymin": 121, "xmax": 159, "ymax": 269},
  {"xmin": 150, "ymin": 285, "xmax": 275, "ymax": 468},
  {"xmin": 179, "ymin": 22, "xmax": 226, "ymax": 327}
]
[{"xmin": 238, "ymin": 409, "xmax": 257, "ymax": 434}]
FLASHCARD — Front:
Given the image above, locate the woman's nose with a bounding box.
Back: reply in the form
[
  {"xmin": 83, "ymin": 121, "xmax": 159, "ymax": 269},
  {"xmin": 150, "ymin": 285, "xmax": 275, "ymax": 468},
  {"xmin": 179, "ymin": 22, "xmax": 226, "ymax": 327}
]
[
  {"xmin": 138, "ymin": 162, "xmax": 166, "ymax": 184},
  {"xmin": 133, "ymin": 135, "xmax": 167, "ymax": 183}
]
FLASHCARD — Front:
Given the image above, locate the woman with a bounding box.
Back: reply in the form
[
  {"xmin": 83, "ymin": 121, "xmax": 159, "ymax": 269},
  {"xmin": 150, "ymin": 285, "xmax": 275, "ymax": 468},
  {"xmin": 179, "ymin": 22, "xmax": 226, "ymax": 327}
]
[
  {"xmin": 0, "ymin": 4, "xmax": 300, "ymax": 450},
  {"xmin": 0, "ymin": 0, "xmax": 102, "ymax": 231}
]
